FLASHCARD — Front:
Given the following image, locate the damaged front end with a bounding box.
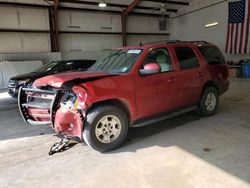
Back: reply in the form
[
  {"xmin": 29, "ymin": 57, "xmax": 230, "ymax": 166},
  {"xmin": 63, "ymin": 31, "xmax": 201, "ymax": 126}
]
[{"xmin": 18, "ymin": 85, "xmax": 87, "ymax": 140}]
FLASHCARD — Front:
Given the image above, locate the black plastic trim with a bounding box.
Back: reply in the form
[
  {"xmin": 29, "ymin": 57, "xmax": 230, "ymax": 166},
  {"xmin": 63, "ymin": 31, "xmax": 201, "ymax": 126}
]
[
  {"xmin": 18, "ymin": 86, "xmax": 29, "ymax": 125},
  {"xmin": 22, "ymin": 88, "xmax": 56, "ymax": 94},
  {"xmin": 131, "ymin": 106, "xmax": 197, "ymax": 127}
]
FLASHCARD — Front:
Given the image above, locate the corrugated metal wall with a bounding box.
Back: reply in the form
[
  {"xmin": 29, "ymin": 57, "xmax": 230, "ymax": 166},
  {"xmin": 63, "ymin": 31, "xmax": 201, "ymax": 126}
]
[
  {"xmin": 58, "ymin": 10, "xmax": 170, "ymax": 50},
  {"xmin": 0, "ymin": 7, "xmax": 51, "ymax": 53},
  {"xmin": 0, "ymin": 52, "xmax": 61, "ymax": 64}
]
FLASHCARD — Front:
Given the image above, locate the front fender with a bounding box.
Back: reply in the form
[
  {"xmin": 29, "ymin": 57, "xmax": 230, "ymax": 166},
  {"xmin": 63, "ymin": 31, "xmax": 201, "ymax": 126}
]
[
  {"xmin": 54, "ymin": 108, "xmax": 85, "ymax": 139},
  {"xmin": 82, "ymin": 75, "xmax": 137, "ymax": 121}
]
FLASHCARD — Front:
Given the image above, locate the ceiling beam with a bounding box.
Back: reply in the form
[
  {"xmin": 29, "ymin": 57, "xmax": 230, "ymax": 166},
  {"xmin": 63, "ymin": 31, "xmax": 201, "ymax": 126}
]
[
  {"xmin": 143, "ymin": 0, "xmax": 189, "ymax": 6},
  {"xmin": 0, "ymin": 2, "xmax": 50, "ymax": 8},
  {"xmin": 54, "ymin": 0, "xmax": 59, "ymax": 8},
  {"xmin": 59, "ymin": 6, "xmax": 169, "ymax": 16},
  {"xmin": 0, "ymin": 2, "xmax": 169, "ymax": 16},
  {"xmin": 56, "ymin": 0, "xmax": 178, "ymax": 13},
  {"xmin": 124, "ymin": 0, "xmax": 141, "ymax": 15}
]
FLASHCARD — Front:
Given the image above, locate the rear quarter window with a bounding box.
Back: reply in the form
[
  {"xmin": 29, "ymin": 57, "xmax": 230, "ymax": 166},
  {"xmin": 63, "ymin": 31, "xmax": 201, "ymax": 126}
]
[{"xmin": 198, "ymin": 46, "xmax": 226, "ymax": 65}]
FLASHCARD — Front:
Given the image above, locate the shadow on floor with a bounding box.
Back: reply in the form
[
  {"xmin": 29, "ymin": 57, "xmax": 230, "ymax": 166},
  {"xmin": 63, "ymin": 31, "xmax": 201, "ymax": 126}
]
[
  {"xmin": 1, "ymin": 79, "xmax": 250, "ymax": 184},
  {"xmin": 0, "ymin": 95, "xmax": 53, "ymax": 141},
  {"xmin": 109, "ymin": 95, "xmax": 250, "ymax": 184}
]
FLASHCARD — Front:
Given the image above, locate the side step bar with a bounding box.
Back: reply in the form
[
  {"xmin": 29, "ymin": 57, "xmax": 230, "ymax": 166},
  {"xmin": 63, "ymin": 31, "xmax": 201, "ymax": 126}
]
[{"xmin": 131, "ymin": 106, "xmax": 197, "ymax": 128}]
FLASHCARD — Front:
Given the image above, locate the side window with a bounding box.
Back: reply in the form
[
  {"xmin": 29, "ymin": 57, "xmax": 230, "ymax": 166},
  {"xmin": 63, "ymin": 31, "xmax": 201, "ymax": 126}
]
[
  {"xmin": 143, "ymin": 48, "xmax": 174, "ymax": 73},
  {"xmin": 73, "ymin": 60, "xmax": 96, "ymax": 71},
  {"xmin": 56, "ymin": 62, "xmax": 73, "ymax": 72},
  {"xmin": 72, "ymin": 61, "xmax": 83, "ymax": 71},
  {"xmin": 175, "ymin": 47, "xmax": 199, "ymax": 70},
  {"xmin": 198, "ymin": 46, "xmax": 226, "ymax": 65}
]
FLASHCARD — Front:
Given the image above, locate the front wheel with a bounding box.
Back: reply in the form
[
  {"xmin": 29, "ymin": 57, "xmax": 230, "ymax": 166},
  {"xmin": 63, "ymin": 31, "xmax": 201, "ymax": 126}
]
[
  {"xmin": 83, "ymin": 105, "xmax": 128, "ymax": 152},
  {"xmin": 196, "ymin": 87, "xmax": 219, "ymax": 116}
]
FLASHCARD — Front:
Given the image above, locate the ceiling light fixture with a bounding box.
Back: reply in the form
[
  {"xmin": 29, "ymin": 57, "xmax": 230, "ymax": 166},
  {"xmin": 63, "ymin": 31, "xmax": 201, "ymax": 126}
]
[
  {"xmin": 205, "ymin": 22, "xmax": 219, "ymax": 28},
  {"xmin": 98, "ymin": 0, "xmax": 107, "ymax": 8}
]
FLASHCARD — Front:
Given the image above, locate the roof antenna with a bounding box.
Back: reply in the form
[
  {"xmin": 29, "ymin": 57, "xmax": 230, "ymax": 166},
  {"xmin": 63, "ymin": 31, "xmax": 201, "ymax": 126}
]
[{"xmin": 139, "ymin": 42, "xmax": 142, "ymax": 46}]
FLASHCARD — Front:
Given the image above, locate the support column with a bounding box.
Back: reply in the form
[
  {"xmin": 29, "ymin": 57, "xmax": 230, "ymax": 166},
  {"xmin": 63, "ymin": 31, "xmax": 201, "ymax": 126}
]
[
  {"xmin": 121, "ymin": 0, "xmax": 141, "ymax": 47},
  {"xmin": 49, "ymin": 0, "xmax": 59, "ymax": 52},
  {"xmin": 121, "ymin": 10, "xmax": 127, "ymax": 47}
]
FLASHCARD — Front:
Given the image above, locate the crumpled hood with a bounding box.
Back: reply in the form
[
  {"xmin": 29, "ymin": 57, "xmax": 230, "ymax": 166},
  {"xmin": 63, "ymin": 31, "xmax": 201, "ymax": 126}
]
[{"xmin": 34, "ymin": 71, "xmax": 116, "ymax": 88}]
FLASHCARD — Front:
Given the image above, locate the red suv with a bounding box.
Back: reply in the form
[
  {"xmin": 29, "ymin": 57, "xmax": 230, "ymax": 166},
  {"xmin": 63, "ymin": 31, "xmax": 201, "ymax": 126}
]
[{"xmin": 19, "ymin": 41, "xmax": 229, "ymax": 152}]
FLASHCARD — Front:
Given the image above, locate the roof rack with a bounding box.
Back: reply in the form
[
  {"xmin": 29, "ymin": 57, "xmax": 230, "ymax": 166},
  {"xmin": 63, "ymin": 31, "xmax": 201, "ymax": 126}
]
[
  {"xmin": 139, "ymin": 40, "xmax": 210, "ymax": 46},
  {"xmin": 140, "ymin": 40, "xmax": 181, "ymax": 46},
  {"xmin": 182, "ymin": 41, "xmax": 210, "ymax": 44}
]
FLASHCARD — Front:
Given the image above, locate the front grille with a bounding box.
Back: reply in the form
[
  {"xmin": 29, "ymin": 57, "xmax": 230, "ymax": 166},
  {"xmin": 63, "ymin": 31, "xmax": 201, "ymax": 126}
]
[{"xmin": 18, "ymin": 87, "xmax": 60, "ymax": 126}]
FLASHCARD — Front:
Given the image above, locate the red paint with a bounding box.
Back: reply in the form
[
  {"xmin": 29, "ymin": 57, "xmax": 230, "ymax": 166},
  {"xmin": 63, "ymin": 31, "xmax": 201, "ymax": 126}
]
[
  {"xmin": 34, "ymin": 71, "xmax": 113, "ymax": 88},
  {"xmin": 28, "ymin": 108, "xmax": 50, "ymax": 122},
  {"xmin": 54, "ymin": 108, "xmax": 83, "ymax": 139},
  {"xmin": 25, "ymin": 42, "xmax": 229, "ymax": 139},
  {"xmin": 72, "ymin": 86, "xmax": 88, "ymax": 108}
]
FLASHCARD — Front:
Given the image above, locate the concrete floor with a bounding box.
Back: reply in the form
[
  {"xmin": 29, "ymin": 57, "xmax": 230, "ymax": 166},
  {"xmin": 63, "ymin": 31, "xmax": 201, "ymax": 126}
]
[{"xmin": 0, "ymin": 78, "xmax": 249, "ymax": 188}]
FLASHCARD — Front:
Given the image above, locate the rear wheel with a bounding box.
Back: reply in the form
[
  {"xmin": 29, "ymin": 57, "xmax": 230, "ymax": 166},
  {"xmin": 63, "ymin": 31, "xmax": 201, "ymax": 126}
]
[
  {"xmin": 83, "ymin": 105, "xmax": 128, "ymax": 152},
  {"xmin": 197, "ymin": 87, "xmax": 219, "ymax": 116}
]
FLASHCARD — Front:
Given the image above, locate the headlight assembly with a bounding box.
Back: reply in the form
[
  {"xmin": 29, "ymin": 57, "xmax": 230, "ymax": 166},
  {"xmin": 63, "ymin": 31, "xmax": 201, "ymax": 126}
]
[
  {"xmin": 72, "ymin": 86, "xmax": 88, "ymax": 109},
  {"xmin": 60, "ymin": 92, "xmax": 77, "ymax": 110},
  {"xmin": 60, "ymin": 86, "xmax": 88, "ymax": 110}
]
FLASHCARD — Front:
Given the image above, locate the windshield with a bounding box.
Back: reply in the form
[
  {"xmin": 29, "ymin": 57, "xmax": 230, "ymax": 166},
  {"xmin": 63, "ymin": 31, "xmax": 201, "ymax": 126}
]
[
  {"xmin": 33, "ymin": 61, "xmax": 58, "ymax": 73},
  {"xmin": 88, "ymin": 49, "xmax": 143, "ymax": 73}
]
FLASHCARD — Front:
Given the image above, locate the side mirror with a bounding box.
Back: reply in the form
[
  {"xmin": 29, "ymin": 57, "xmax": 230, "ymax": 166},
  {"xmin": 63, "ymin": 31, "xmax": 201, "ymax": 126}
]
[{"xmin": 139, "ymin": 63, "xmax": 161, "ymax": 76}]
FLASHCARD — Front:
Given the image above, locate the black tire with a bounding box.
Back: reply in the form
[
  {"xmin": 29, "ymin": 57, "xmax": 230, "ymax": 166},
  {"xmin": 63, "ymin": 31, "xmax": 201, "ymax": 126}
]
[
  {"xmin": 8, "ymin": 92, "xmax": 18, "ymax": 98},
  {"xmin": 196, "ymin": 87, "xmax": 219, "ymax": 117},
  {"xmin": 83, "ymin": 105, "xmax": 128, "ymax": 152}
]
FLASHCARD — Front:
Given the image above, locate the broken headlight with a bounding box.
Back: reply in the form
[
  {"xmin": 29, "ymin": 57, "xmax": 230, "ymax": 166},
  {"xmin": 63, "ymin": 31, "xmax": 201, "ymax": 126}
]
[
  {"xmin": 60, "ymin": 92, "xmax": 77, "ymax": 110},
  {"xmin": 60, "ymin": 87, "xmax": 88, "ymax": 110},
  {"xmin": 72, "ymin": 86, "xmax": 88, "ymax": 109}
]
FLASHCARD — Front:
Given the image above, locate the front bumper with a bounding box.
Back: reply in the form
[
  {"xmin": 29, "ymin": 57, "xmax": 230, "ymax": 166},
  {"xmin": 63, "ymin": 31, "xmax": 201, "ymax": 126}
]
[
  {"xmin": 8, "ymin": 81, "xmax": 19, "ymax": 97},
  {"xmin": 8, "ymin": 80, "xmax": 32, "ymax": 97},
  {"xmin": 18, "ymin": 87, "xmax": 84, "ymax": 139},
  {"xmin": 8, "ymin": 87, "xmax": 18, "ymax": 97}
]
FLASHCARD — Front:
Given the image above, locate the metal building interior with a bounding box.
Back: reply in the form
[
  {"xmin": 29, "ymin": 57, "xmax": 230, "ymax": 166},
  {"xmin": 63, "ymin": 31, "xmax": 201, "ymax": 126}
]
[{"xmin": 0, "ymin": 0, "xmax": 249, "ymax": 188}]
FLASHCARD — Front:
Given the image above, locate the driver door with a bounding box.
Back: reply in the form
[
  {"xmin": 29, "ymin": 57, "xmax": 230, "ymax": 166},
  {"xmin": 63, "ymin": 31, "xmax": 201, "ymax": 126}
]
[{"xmin": 134, "ymin": 48, "xmax": 181, "ymax": 119}]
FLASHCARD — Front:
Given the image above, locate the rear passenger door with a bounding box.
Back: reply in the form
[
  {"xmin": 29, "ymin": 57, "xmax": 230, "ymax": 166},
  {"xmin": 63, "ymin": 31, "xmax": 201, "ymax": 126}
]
[{"xmin": 174, "ymin": 46, "xmax": 204, "ymax": 107}]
